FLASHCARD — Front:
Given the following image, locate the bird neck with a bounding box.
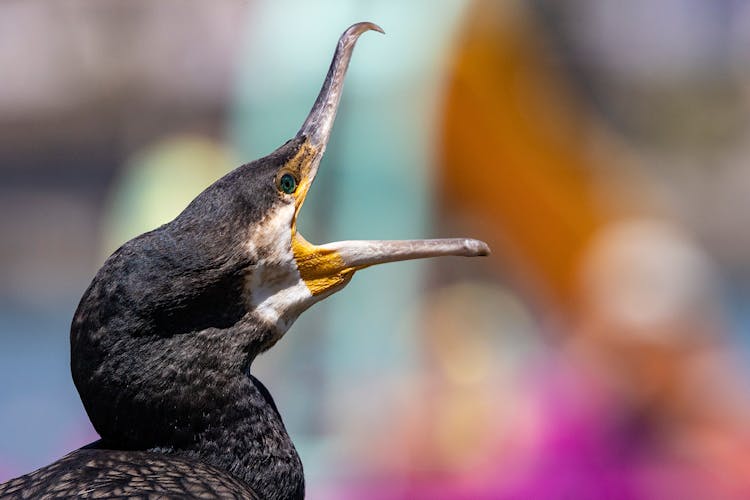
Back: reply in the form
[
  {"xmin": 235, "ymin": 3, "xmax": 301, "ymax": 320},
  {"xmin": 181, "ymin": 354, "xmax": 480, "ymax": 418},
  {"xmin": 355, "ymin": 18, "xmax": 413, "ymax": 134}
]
[
  {"xmin": 73, "ymin": 308, "xmax": 304, "ymax": 499},
  {"xmin": 71, "ymin": 238, "xmax": 306, "ymax": 499},
  {"xmin": 152, "ymin": 372, "xmax": 305, "ymax": 500}
]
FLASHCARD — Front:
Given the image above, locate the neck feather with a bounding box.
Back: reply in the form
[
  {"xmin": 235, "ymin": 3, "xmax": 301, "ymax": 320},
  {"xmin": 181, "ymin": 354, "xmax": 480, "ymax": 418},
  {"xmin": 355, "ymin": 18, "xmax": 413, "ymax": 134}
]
[{"xmin": 152, "ymin": 373, "xmax": 305, "ymax": 500}]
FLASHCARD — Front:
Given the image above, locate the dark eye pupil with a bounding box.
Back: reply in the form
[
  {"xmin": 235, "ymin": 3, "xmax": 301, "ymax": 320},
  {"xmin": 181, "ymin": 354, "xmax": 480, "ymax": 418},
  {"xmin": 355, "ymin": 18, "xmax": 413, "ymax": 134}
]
[{"xmin": 280, "ymin": 173, "xmax": 296, "ymax": 194}]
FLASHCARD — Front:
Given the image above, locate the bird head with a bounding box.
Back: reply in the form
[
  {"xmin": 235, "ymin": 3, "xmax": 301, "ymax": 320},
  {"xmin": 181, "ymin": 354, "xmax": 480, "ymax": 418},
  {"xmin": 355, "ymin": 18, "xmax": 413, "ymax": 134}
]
[
  {"xmin": 70, "ymin": 22, "xmax": 488, "ymax": 452},
  {"xmin": 202, "ymin": 22, "xmax": 489, "ymax": 339}
]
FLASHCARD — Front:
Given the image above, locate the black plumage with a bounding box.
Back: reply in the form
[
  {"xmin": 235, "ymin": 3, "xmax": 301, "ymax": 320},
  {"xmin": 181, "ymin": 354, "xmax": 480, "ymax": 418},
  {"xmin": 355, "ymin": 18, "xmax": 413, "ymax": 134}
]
[
  {"xmin": 2, "ymin": 136, "xmax": 307, "ymax": 500},
  {"xmin": 0, "ymin": 449, "xmax": 260, "ymax": 499},
  {"xmin": 0, "ymin": 21, "xmax": 489, "ymax": 499}
]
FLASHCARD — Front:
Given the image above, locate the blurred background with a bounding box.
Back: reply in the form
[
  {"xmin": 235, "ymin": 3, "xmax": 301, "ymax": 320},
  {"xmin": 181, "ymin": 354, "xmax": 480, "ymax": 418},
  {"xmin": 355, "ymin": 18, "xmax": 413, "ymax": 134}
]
[{"xmin": 2, "ymin": 0, "xmax": 750, "ymax": 498}]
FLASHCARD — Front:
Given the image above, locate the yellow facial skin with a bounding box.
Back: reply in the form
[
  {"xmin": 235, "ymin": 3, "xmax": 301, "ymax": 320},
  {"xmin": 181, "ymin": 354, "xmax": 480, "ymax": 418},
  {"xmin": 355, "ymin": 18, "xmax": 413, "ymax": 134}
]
[
  {"xmin": 291, "ymin": 234, "xmax": 355, "ymax": 296},
  {"xmin": 279, "ymin": 140, "xmax": 355, "ymax": 296}
]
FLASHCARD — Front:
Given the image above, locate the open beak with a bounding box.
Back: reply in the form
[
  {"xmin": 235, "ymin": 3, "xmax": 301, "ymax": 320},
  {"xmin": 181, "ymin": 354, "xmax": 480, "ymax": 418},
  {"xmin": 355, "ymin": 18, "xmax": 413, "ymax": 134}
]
[{"xmin": 291, "ymin": 22, "xmax": 490, "ymax": 297}]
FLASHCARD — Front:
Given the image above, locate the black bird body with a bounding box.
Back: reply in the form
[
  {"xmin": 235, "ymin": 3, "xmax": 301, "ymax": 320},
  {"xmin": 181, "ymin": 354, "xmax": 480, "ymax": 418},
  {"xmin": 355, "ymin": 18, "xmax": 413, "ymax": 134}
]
[
  {"xmin": 0, "ymin": 449, "xmax": 260, "ymax": 499},
  {"xmin": 2, "ymin": 140, "xmax": 308, "ymax": 500},
  {"xmin": 0, "ymin": 22, "xmax": 488, "ymax": 499}
]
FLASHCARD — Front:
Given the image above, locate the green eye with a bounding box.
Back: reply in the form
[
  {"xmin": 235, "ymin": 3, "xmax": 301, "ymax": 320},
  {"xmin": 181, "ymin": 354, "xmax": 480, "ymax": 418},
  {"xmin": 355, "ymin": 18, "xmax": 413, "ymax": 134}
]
[{"xmin": 278, "ymin": 173, "xmax": 297, "ymax": 194}]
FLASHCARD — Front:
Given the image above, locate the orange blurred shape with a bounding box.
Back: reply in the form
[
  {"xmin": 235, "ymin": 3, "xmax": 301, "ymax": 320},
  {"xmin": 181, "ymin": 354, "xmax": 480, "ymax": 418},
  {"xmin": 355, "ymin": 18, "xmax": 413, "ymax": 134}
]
[{"xmin": 439, "ymin": 0, "xmax": 611, "ymax": 311}]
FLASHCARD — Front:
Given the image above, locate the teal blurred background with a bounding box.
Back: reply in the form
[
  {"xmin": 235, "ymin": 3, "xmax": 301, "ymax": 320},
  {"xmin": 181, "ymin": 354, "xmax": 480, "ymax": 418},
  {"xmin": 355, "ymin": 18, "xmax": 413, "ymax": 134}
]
[{"xmin": 2, "ymin": 1, "xmax": 750, "ymax": 498}]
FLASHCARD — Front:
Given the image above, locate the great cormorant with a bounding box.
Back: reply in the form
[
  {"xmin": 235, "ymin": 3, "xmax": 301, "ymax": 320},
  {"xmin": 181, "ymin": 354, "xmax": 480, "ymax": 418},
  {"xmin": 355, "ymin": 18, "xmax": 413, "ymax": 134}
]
[{"xmin": 0, "ymin": 22, "xmax": 489, "ymax": 499}]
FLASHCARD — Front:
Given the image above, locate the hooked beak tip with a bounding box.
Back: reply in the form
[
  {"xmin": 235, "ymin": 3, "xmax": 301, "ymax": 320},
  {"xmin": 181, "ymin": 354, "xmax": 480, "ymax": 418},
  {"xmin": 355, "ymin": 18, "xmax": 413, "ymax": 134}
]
[
  {"xmin": 345, "ymin": 22, "xmax": 385, "ymax": 37},
  {"xmin": 367, "ymin": 22, "xmax": 386, "ymax": 35}
]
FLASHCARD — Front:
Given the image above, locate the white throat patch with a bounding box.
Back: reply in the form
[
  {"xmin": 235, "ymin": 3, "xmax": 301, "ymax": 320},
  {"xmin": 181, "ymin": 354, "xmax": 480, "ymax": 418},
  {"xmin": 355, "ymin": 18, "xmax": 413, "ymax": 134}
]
[{"xmin": 243, "ymin": 203, "xmax": 314, "ymax": 336}]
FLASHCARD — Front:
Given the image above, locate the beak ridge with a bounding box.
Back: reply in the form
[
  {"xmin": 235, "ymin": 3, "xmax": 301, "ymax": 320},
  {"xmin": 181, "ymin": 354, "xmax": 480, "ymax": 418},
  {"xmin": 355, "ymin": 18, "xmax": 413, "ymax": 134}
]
[
  {"xmin": 319, "ymin": 238, "xmax": 491, "ymax": 270},
  {"xmin": 297, "ymin": 22, "xmax": 384, "ymax": 149}
]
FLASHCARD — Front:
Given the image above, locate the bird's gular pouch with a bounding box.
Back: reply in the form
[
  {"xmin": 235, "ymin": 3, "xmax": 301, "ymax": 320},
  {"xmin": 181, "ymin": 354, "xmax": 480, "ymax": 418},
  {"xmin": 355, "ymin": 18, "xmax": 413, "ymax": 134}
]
[{"xmin": 292, "ymin": 234, "xmax": 356, "ymax": 297}]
